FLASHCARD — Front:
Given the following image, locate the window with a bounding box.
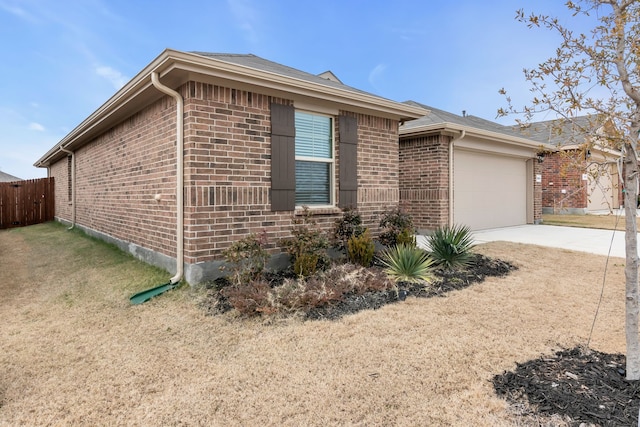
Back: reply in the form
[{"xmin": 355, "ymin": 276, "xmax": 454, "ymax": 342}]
[
  {"xmin": 270, "ymin": 103, "xmax": 355, "ymax": 212},
  {"xmin": 294, "ymin": 111, "xmax": 334, "ymax": 206}
]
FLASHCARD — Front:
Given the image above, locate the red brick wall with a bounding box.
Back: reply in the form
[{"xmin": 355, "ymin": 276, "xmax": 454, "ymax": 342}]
[
  {"xmin": 540, "ymin": 151, "xmax": 587, "ymax": 212},
  {"xmin": 72, "ymin": 97, "xmax": 178, "ymax": 257},
  {"xmin": 49, "ymin": 79, "xmax": 402, "ymax": 273},
  {"xmin": 50, "ymin": 159, "xmax": 71, "ymax": 220},
  {"xmin": 533, "ymin": 161, "xmax": 543, "ymax": 222},
  {"xmin": 399, "ymin": 134, "xmax": 450, "ymax": 231},
  {"xmin": 353, "ymin": 113, "xmax": 401, "ymax": 232},
  {"xmin": 181, "ymin": 81, "xmax": 400, "ymax": 264}
]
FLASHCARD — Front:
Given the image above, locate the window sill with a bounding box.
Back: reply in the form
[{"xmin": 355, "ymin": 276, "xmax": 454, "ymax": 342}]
[{"xmin": 295, "ymin": 206, "xmax": 342, "ymax": 216}]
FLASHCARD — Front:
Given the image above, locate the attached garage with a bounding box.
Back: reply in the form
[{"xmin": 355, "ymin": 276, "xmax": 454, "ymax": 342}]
[
  {"xmin": 587, "ymin": 162, "xmax": 620, "ymax": 212},
  {"xmin": 399, "ymin": 103, "xmax": 547, "ymax": 233},
  {"xmin": 454, "ymin": 148, "xmax": 529, "ymax": 230}
]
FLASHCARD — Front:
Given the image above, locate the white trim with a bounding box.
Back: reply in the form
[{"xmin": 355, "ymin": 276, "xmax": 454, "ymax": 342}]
[
  {"xmin": 294, "ymin": 110, "xmax": 336, "ymax": 208},
  {"xmin": 294, "ymin": 100, "xmax": 339, "ymax": 116}
]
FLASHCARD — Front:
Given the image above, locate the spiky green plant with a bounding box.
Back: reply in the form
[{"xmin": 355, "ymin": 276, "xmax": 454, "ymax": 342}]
[
  {"xmin": 427, "ymin": 224, "xmax": 475, "ymax": 270},
  {"xmin": 379, "ymin": 244, "xmax": 434, "ymax": 284}
]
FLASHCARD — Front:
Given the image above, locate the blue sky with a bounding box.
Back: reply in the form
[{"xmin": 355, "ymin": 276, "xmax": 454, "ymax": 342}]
[{"xmin": 0, "ymin": 0, "xmax": 591, "ymax": 179}]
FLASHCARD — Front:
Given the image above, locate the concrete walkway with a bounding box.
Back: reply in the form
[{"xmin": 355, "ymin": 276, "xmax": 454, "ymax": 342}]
[{"xmin": 419, "ymin": 224, "xmax": 633, "ymax": 258}]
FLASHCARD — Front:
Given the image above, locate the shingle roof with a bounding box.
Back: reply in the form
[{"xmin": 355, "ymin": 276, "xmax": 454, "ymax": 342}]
[
  {"xmin": 0, "ymin": 171, "xmax": 21, "ymax": 182},
  {"xmin": 190, "ymin": 52, "xmax": 381, "ymax": 100},
  {"xmin": 401, "ymin": 101, "xmax": 527, "ymax": 139},
  {"xmin": 511, "ymin": 116, "xmax": 599, "ymax": 147}
]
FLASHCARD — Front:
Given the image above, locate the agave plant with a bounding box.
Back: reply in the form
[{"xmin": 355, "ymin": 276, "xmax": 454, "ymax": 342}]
[
  {"xmin": 379, "ymin": 244, "xmax": 434, "ymax": 284},
  {"xmin": 427, "ymin": 224, "xmax": 475, "ymax": 270}
]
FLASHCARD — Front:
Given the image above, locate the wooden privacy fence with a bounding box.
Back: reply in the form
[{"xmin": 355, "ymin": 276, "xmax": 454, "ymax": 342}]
[{"xmin": 0, "ymin": 178, "xmax": 55, "ymax": 229}]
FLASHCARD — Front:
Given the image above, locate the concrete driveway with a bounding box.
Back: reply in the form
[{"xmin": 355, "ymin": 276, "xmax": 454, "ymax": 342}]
[
  {"xmin": 473, "ymin": 225, "xmax": 629, "ymax": 258},
  {"xmin": 418, "ymin": 224, "xmax": 632, "ymax": 258}
]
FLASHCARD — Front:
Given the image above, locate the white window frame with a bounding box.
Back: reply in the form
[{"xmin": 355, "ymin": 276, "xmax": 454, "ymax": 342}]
[{"xmin": 294, "ymin": 110, "xmax": 335, "ymax": 208}]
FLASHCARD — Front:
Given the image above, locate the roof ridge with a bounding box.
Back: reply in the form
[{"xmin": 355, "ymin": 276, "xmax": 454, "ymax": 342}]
[{"xmin": 189, "ymin": 51, "xmax": 257, "ymax": 58}]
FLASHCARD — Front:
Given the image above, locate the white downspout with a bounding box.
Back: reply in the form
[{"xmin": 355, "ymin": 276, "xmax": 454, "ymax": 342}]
[
  {"xmin": 449, "ymin": 130, "xmax": 465, "ymax": 226},
  {"xmin": 59, "ymin": 146, "xmax": 75, "ymax": 230},
  {"xmin": 151, "ymin": 72, "xmax": 184, "ymax": 284}
]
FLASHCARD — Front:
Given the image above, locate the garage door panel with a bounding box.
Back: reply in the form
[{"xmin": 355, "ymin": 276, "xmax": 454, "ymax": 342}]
[
  {"xmin": 587, "ymin": 163, "xmax": 616, "ymax": 211},
  {"xmin": 454, "ymin": 150, "xmax": 527, "ymax": 230}
]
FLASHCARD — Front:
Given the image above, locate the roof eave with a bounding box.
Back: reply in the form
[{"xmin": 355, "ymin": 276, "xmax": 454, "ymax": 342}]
[
  {"xmin": 166, "ymin": 50, "xmax": 427, "ymax": 120},
  {"xmin": 35, "ymin": 49, "xmax": 426, "ymax": 167},
  {"xmin": 400, "ymin": 122, "xmax": 557, "ymax": 152}
]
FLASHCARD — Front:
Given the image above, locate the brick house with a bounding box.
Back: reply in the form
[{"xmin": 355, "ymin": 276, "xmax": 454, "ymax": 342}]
[
  {"xmin": 35, "ymin": 49, "xmax": 426, "ymax": 285},
  {"xmin": 399, "ymin": 103, "xmax": 548, "ymax": 232},
  {"xmin": 514, "ymin": 116, "xmax": 623, "ymax": 214}
]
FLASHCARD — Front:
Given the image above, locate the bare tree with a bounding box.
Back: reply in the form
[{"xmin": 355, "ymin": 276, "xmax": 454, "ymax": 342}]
[{"xmin": 499, "ymin": 0, "xmax": 640, "ymax": 380}]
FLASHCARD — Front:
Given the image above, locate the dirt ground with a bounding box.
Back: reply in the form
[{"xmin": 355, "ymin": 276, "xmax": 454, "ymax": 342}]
[{"xmin": 0, "ymin": 223, "xmax": 628, "ymax": 426}]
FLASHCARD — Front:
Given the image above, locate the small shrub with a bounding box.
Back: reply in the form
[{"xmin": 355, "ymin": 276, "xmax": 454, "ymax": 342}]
[
  {"xmin": 220, "ymin": 231, "xmax": 270, "ymax": 286},
  {"xmin": 293, "ymin": 253, "xmax": 319, "ymax": 277},
  {"xmin": 223, "ymin": 264, "xmax": 395, "ymax": 317},
  {"xmin": 347, "ymin": 228, "xmax": 375, "ymax": 267},
  {"xmin": 427, "ymin": 224, "xmax": 475, "ymax": 270},
  {"xmin": 334, "ymin": 208, "xmax": 365, "ymax": 250},
  {"xmin": 348, "ymin": 264, "xmax": 395, "ymax": 294},
  {"xmin": 379, "ymin": 208, "xmax": 415, "ymax": 247},
  {"xmin": 222, "ymin": 279, "xmax": 276, "ymax": 316},
  {"xmin": 280, "ymin": 207, "xmax": 329, "ymax": 277},
  {"xmin": 396, "ymin": 227, "xmax": 417, "ymax": 247},
  {"xmin": 274, "ymin": 275, "xmax": 342, "ymax": 312},
  {"xmin": 379, "ymin": 244, "xmax": 434, "ymax": 284}
]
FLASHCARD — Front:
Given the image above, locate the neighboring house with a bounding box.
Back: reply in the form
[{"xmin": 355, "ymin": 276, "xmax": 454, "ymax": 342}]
[
  {"xmin": 514, "ymin": 116, "xmax": 623, "ymax": 214},
  {"xmin": 34, "ymin": 49, "xmax": 426, "ymax": 284},
  {"xmin": 0, "ymin": 171, "xmax": 21, "ymax": 182},
  {"xmin": 399, "ymin": 103, "xmax": 549, "ymax": 232}
]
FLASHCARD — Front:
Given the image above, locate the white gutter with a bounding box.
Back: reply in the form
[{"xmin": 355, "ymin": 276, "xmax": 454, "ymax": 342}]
[
  {"xmin": 449, "ymin": 130, "xmax": 466, "ymax": 226},
  {"xmin": 59, "ymin": 146, "xmax": 75, "ymax": 230},
  {"xmin": 150, "ymin": 72, "xmax": 184, "ymax": 284}
]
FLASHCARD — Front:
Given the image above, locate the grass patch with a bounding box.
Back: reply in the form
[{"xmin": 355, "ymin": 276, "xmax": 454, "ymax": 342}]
[
  {"xmin": 542, "ymin": 213, "xmax": 634, "ymax": 230},
  {"xmin": 5, "ymin": 221, "xmax": 173, "ymax": 301}
]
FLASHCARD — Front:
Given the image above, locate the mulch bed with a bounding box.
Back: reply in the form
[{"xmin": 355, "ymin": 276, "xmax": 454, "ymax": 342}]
[
  {"xmin": 493, "ymin": 347, "xmax": 640, "ymax": 426},
  {"xmin": 306, "ymin": 254, "xmax": 515, "ymax": 320},
  {"xmin": 202, "ymin": 253, "xmax": 516, "ymax": 320}
]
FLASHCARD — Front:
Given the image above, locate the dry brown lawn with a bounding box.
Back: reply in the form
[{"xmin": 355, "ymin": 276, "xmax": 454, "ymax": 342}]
[
  {"xmin": 542, "ymin": 212, "xmax": 635, "ymax": 230},
  {"xmin": 0, "ymin": 222, "xmax": 627, "ymax": 426}
]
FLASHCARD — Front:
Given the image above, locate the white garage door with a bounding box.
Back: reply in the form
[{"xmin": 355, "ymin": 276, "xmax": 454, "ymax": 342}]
[
  {"xmin": 587, "ymin": 163, "xmax": 618, "ymax": 212},
  {"xmin": 454, "ymin": 149, "xmax": 528, "ymax": 230}
]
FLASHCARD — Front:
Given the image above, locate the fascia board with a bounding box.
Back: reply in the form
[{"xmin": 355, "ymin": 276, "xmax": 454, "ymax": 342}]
[
  {"xmin": 400, "ymin": 122, "xmax": 556, "ymax": 152},
  {"xmin": 561, "ymin": 144, "xmax": 622, "ymax": 157}
]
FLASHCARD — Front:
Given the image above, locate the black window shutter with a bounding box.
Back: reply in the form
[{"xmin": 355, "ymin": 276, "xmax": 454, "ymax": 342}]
[
  {"xmin": 270, "ymin": 103, "xmax": 295, "ymax": 211},
  {"xmin": 339, "ymin": 115, "xmax": 358, "ymax": 208}
]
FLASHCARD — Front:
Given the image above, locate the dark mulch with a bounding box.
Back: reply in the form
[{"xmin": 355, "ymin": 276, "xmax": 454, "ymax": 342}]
[
  {"xmin": 202, "ymin": 253, "xmax": 516, "ymax": 319},
  {"xmin": 306, "ymin": 253, "xmax": 515, "ymax": 320},
  {"xmin": 493, "ymin": 347, "xmax": 640, "ymax": 426}
]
